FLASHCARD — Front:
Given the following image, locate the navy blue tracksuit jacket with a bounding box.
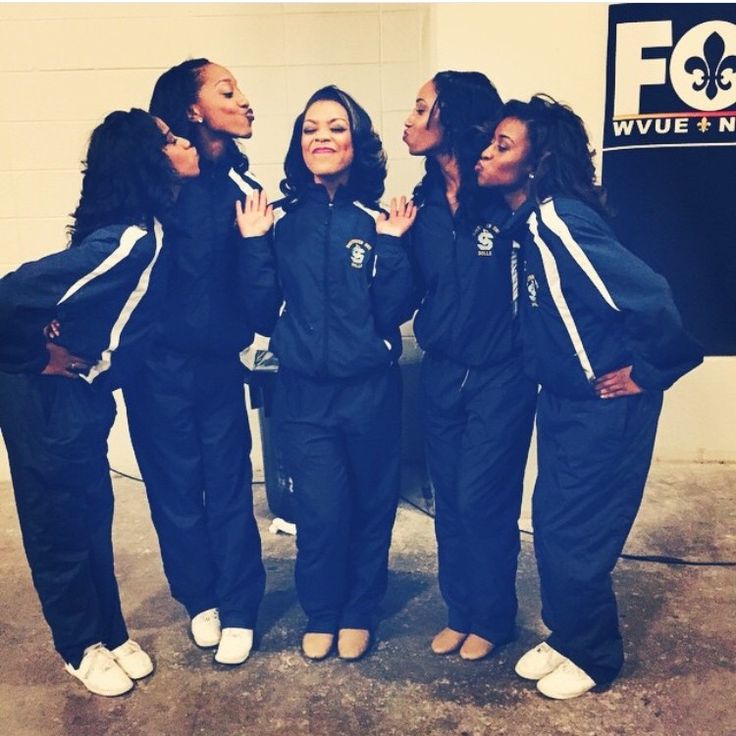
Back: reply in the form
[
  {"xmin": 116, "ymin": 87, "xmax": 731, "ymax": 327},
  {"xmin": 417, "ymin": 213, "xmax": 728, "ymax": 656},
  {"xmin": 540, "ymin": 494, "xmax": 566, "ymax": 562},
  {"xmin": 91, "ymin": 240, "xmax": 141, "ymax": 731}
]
[
  {"xmin": 0, "ymin": 223, "xmax": 165, "ymax": 666},
  {"xmin": 123, "ymin": 150, "xmax": 266, "ymax": 628},
  {"xmin": 241, "ymin": 183, "xmax": 414, "ymax": 631},
  {"xmin": 410, "ymin": 182, "xmax": 537, "ymax": 644},
  {"xmin": 509, "ymin": 196, "xmax": 703, "ymax": 684}
]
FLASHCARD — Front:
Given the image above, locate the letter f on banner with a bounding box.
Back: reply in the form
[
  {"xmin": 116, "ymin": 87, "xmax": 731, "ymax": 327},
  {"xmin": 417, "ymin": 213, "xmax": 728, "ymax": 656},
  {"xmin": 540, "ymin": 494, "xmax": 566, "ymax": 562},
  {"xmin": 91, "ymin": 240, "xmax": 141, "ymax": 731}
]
[{"xmin": 614, "ymin": 21, "xmax": 672, "ymax": 116}]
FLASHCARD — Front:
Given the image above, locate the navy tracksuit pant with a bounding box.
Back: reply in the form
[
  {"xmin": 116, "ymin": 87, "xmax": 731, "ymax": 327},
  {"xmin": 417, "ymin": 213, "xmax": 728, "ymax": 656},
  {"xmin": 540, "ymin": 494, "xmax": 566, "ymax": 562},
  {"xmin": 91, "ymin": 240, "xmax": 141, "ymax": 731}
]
[
  {"xmin": 124, "ymin": 349, "xmax": 265, "ymax": 629},
  {"xmin": 273, "ymin": 365, "xmax": 402, "ymax": 633},
  {"xmin": 0, "ymin": 372, "xmax": 128, "ymax": 668},
  {"xmin": 421, "ymin": 354, "xmax": 537, "ymax": 644},
  {"xmin": 533, "ymin": 388, "xmax": 663, "ymax": 685}
]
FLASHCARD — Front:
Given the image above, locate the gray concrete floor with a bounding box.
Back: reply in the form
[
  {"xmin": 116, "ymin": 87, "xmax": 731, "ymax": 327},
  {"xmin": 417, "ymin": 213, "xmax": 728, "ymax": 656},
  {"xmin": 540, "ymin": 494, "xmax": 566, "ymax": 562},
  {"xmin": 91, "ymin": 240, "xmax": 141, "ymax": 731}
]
[{"xmin": 0, "ymin": 462, "xmax": 734, "ymax": 736}]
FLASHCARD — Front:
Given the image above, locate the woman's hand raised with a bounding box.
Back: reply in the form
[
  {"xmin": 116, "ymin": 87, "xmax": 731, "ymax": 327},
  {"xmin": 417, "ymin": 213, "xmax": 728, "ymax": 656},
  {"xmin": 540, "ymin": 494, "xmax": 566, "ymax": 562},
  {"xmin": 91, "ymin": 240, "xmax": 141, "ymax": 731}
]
[
  {"xmin": 236, "ymin": 189, "xmax": 274, "ymax": 237},
  {"xmin": 376, "ymin": 196, "xmax": 417, "ymax": 237}
]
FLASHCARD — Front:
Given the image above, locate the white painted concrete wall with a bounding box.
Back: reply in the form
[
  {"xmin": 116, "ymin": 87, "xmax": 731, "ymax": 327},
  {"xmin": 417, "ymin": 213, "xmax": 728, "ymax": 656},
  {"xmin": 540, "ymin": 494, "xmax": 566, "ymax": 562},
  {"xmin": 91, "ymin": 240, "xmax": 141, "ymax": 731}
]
[
  {"xmin": 0, "ymin": 3, "xmax": 732, "ymax": 484},
  {"xmin": 0, "ymin": 2, "xmax": 431, "ymax": 480}
]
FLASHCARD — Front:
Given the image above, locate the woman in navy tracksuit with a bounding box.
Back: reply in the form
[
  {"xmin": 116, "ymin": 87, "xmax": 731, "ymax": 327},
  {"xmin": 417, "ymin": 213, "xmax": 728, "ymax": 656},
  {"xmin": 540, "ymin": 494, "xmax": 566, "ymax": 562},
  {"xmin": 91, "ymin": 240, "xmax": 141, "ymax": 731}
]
[
  {"xmin": 0, "ymin": 109, "xmax": 199, "ymax": 696},
  {"xmin": 123, "ymin": 59, "xmax": 269, "ymax": 667},
  {"xmin": 238, "ymin": 86, "xmax": 416, "ymax": 661},
  {"xmin": 403, "ymin": 71, "xmax": 538, "ymax": 661},
  {"xmin": 476, "ymin": 95, "xmax": 703, "ymax": 698}
]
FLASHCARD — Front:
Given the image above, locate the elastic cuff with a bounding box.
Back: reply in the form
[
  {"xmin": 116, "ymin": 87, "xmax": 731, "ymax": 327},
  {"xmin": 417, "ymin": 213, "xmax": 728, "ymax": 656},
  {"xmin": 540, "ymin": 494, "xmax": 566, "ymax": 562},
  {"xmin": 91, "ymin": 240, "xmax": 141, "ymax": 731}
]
[
  {"xmin": 219, "ymin": 609, "xmax": 259, "ymax": 629},
  {"xmin": 545, "ymin": 635, "xmax": 619, "ymax": 687},
  {"xmin": 306, "ymin": 617, "xmax": 339, "ymax": 635},
  {"xmin": 338, "ymin": 614, "xmax": 373, "ymax": 631},
  {"xmin": 469, "ymin": 624, "xmax": 515, "ymax": 648},
  {"xmin": 60, "ymin": 638, "xmax": 100, "ymax": 670},
  {"xmin": 184, "ymin": 600, "xmax": 219, "ymax": 619},
  {"xmin": 447, "ymin": 614, "xmax": 471, "ymax": 635}
]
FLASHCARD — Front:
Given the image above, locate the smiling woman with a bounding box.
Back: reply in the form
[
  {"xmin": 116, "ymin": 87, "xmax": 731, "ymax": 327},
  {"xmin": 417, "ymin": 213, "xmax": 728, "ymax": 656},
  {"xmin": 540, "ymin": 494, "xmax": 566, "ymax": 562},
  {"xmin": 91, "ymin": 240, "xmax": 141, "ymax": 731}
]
[
  {"xmin": 300, "ymin": 99, "xmax": 354, "ymax": 190},
  {"xmin": 237, "ymin": 85, "xmax": 416, "ymax": 663}
]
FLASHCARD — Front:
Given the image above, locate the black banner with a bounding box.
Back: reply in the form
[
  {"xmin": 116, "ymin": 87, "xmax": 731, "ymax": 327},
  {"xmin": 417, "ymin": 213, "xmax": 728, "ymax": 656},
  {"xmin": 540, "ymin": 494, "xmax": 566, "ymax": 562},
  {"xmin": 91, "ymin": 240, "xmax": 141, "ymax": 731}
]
[{"xmin": 603, "ymin": 3, "xmax": 736, "ymax": 355}]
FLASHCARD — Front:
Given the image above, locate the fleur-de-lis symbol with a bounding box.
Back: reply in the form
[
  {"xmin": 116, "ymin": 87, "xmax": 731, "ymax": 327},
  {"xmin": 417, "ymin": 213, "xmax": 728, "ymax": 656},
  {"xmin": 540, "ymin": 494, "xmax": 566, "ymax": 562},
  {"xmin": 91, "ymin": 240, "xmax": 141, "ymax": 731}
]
[{"xmin": 684, "ymin": 31, "xmax": 736, "ymax": 100}]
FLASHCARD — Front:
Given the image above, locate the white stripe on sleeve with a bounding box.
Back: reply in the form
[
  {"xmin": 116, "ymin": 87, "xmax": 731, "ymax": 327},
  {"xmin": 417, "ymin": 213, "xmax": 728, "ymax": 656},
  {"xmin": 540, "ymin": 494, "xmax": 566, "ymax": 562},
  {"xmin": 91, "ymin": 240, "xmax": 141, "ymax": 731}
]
[
  {"xmin": 83, "ymin": 222, "xmax": 164, "ymax": 383},
  {"xmin": 528, "ymin": 212, "xmax": 596, "ymax": 382},
  {"xmin": 57, "ymin": 225, "xmax": 147, "ymax": 305},
  {"xmin": 538, "ymin": 200, "xmax": 620, "ymax": 312},
  {"xmin": 352, "ymin": 200, "xmax": 381, "ymax": 221}
]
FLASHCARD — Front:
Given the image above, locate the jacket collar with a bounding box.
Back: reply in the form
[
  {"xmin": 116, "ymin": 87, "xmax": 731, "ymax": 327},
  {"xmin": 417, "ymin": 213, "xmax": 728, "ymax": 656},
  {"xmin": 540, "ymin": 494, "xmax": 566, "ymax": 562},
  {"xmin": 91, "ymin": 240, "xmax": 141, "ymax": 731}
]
[{"xmin": 303, "ymin": 181, "xmax": 354, "ymax": 205}]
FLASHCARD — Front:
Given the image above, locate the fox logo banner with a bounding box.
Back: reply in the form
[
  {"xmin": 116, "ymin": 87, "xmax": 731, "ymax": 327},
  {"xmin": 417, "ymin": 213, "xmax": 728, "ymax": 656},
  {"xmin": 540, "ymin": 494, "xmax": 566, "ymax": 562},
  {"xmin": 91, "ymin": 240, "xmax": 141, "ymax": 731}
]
[
  {"xmin": 603, "ymin": 3, "xmax": 736, "ymax": 354},
  {"xmin": 606, "ymin": 10, "xmax": 736, "ymax": 149}
]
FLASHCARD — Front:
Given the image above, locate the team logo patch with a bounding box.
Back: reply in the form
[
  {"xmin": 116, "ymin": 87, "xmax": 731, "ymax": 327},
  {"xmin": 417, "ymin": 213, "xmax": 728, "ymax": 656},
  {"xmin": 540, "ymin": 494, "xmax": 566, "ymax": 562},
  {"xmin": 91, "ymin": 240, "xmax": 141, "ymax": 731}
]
[
  {"xmin": 474, "ymin": 223, "xmax": 500, "ymax": 256},
  {"xmin": 346, "ymin": 239, "xmax": 372, "ymax": 268},
  {"xmin": 527, "ymin": 274, "xmax": 540, "ymax": 307}
]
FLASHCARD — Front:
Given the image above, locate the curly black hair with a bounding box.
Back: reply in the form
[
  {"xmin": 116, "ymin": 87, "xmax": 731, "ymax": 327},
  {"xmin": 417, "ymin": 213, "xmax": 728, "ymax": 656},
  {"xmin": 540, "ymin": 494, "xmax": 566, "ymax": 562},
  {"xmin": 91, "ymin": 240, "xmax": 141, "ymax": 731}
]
[
  {"xmin": 68, "ymin": 109, "xmax": 177, "ymax": 247},
  {"xmin": 500, "ymin": 95, "xmax": 607, "ymax": 216},
  {"xmin": 413, "ymin": 71, "xmax": 503, "ymax": 225},
  {"xmin": 149, "ymin": 58, "xmax": 248, "ymax": 168},
  {"xmin": 280, "ymin": 85, "xmax": 386, "ymax": 210}
]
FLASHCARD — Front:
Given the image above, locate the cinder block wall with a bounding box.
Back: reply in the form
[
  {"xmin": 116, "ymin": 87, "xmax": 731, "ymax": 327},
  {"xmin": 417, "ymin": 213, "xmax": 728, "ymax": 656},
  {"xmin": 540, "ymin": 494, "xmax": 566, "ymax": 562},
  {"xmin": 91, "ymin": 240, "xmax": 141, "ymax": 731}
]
[
  {"xmin": 0, "ymin": 2, "xmax": 431, "ymax": 479},
  {"xmin": 0, "ymin": 2, "xmax": 429, "ymax": 276},
  {"xmin": 1, "ymin": 3, "xmax": 732, "ymax": 480}
]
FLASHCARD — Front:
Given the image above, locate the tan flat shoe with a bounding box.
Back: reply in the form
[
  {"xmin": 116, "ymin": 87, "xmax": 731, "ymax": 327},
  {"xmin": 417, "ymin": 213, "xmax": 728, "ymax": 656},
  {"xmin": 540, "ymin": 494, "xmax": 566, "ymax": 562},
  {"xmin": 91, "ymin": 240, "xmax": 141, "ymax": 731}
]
[
  {"xmin": 301, "ymin": 632, "xmax": 334, "ymax": 660},
  {"xmin": 431, "ymin": 627, "xmax": 468, "ymax": 655},
  {"xmin": 337, "ymin": 628, "xmax": 371, "ymax": 661},
  {"xmin": 459, "ymin": 633, "xmax": 494, "ymax": 661}
]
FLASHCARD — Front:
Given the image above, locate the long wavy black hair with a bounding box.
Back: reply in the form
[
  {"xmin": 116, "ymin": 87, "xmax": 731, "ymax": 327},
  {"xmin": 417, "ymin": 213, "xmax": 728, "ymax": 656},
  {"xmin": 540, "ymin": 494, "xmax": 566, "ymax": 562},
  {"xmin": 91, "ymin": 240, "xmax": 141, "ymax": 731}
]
[
  {"xmin": 149, "ymin": 57, "xmax": 248, "ymax": 168},
  {"xmin": 413, "ymin": 71, "xmax": 503, "ymax": 225},
  {"xmin": 280, "ymin": 85, "xmax": 386, "ymax": 210},
  {"xmin": 68, "ymin": 109, "xmax": 177, "ymax": 247},
  {"xmin": 500, "ymin": 95, "xmax": 607, "ymax": 216}
]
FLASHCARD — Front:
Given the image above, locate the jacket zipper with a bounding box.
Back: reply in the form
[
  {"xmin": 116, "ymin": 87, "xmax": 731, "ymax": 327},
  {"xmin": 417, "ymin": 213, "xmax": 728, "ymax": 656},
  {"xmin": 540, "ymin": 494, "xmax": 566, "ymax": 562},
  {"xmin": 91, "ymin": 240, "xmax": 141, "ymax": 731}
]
[
  {"xmin": 322, "ymin": 202, "xmax": 334, "ymax": 374},
  {"xmin": 460, "ymin": 368, "xmax": 470, "ymax": 391}
]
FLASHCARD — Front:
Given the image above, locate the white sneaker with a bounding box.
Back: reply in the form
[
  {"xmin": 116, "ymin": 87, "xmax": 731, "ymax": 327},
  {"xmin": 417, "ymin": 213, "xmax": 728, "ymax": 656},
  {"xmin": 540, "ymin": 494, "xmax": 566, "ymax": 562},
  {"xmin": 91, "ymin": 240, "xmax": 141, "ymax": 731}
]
[
  {"xmin": 515, "ymin": 641, "xmax": 567, "ymax": 680},
  {"xmin": 111, "ymin": 639, "xmax": 154, "ymax": 680},
  {"xmin": 214, "ymin": 627, "xmax": 254, "ymax": 665},
  {"xmin": 65, "ymin": 643, "xmax": 134, "ymax": 697},
  {"xmin": 536, "ymin": 658, "xmax": 596, "ymax": 700},
  {"xmin": 191, "ymin": 608, "xmax": 221, "ymax": 647}
]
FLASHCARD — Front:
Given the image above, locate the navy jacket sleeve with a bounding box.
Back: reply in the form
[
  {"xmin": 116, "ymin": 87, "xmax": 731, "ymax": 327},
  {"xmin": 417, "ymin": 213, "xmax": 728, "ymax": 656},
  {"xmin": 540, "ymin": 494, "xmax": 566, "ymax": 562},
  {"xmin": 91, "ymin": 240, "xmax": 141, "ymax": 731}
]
[
  {"xmin": 0, "ymin": 273, "xmax": 48, "ymax": 373},
  {"xmin": 238, "ymin": 227, "xmax": 282, "ymax": 337},
  {"xmin": 535, "ymin": 199, "xmax": 703, "ymax": 390},
  {"xmin": 0, "ymin": 235, "xmax": 121, "ymax": 373},
  {"xmin": 0, "ymin": 225, "xmax": 163, "ymax": 378},
  {"xmin": 371, "ymin": 232, "xmax": 415, "ymax": 332}
]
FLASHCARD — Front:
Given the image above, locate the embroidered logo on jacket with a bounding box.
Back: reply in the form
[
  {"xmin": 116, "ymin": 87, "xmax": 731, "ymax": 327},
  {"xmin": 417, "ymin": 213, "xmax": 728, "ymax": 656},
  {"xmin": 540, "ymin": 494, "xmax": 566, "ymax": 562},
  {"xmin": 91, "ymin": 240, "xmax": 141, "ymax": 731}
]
[
  {"xmin": 346, "ymin": 239, "xmax": 373, "ymax": 268},
  {"xmin": 526, "ymin": 274, "xmax": 540, "ymax": 308},
  {"xmin": 474, "ymin": 223, "xmax": 500, "ymax": 256}
]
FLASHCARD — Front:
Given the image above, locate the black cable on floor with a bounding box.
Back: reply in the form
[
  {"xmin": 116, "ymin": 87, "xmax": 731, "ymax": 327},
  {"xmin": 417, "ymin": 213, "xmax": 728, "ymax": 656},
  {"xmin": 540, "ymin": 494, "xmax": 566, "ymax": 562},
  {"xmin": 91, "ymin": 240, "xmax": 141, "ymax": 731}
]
[
  {"xmin": 112, "ymin": 469, "xmax": 268, "ymax": 485},
  {"xmin": 110, "ymin": 468, "xmax": 144, "ymax": 483},
  {"xmin": 112, "ymin": 470, "xmax": 736, "ymax": 569},
  {"xmin": 399, "ymin": 493, "xmax": 736, "ymax": 569}
]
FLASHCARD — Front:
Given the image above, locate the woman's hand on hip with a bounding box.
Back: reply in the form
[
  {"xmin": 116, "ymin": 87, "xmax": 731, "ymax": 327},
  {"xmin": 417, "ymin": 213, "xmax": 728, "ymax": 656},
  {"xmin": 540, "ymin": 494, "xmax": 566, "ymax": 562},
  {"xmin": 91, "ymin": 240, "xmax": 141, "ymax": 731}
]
[
  {"xmin": 595, "ymin": 365, "xmax": 643, "ymax": 399},
  {"xmin": 42, "ymin": 342, "xmax": 90, "ymax": 379}
]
